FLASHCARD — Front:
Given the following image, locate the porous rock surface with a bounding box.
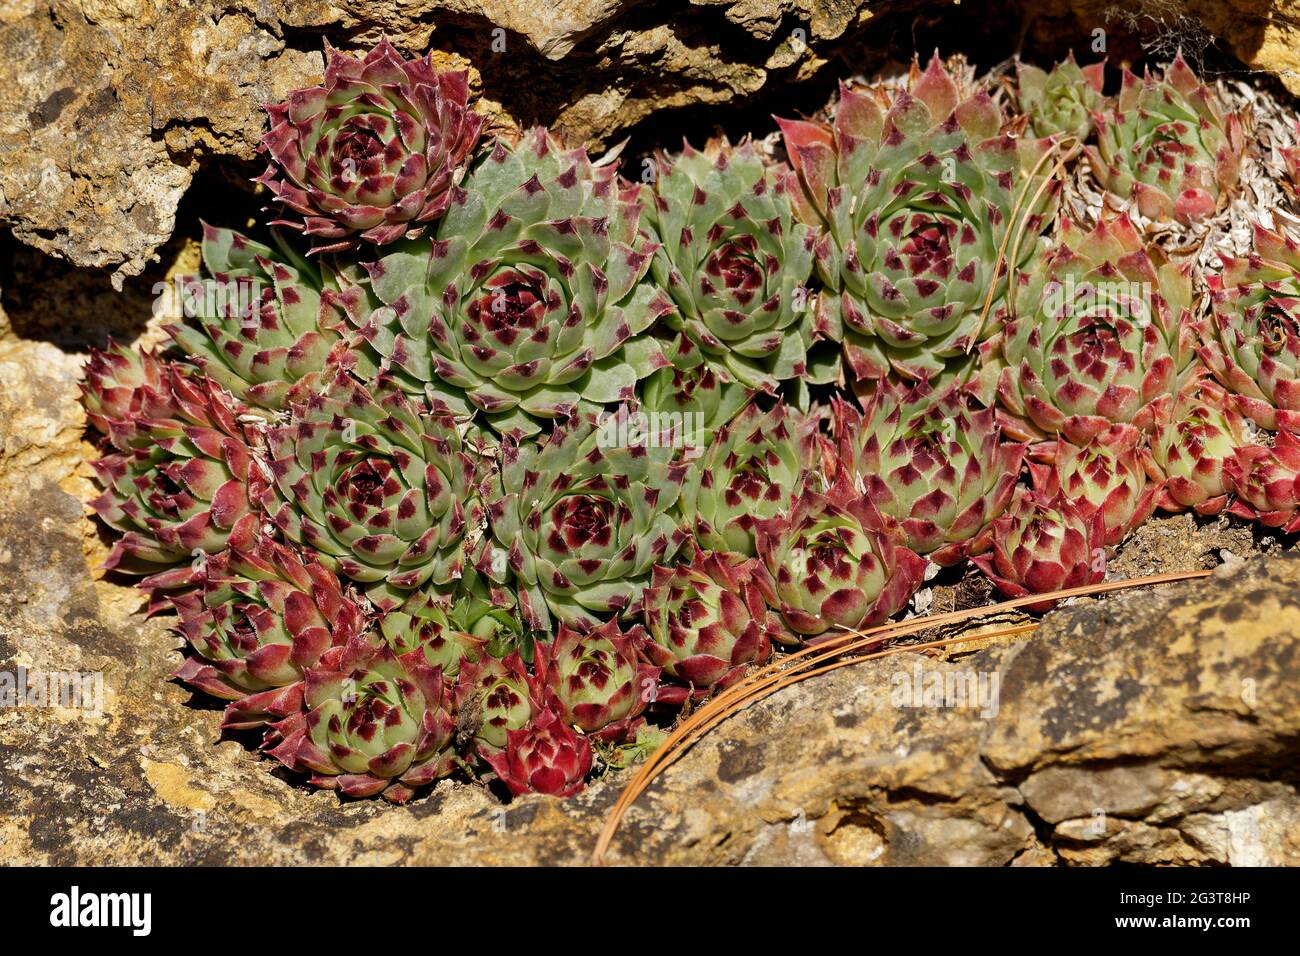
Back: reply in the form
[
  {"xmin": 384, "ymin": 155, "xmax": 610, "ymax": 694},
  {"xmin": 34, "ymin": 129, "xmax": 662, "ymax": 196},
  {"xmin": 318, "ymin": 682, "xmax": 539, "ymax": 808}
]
[
  {"xmin": 6, "ymin": 0, "xmax": 1300, "ymax": 283},
  {"xmin": 0, "ymin": 312, "xmax": 1296, "ymax": 865}
]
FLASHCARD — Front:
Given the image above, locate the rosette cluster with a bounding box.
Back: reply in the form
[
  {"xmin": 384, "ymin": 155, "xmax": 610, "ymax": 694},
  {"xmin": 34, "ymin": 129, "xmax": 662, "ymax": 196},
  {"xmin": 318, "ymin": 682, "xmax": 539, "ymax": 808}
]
[{"xmin": 79, "ymin": 41, "xmax": 1300, "ymax": 807}]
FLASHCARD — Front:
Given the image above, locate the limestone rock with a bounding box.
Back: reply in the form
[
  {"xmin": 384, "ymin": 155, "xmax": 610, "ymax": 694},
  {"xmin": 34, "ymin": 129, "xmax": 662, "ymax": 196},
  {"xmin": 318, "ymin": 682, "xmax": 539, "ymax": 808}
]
[{"xmin": 0, "ymin": 1, "xmax": 321, "ymax": 287}]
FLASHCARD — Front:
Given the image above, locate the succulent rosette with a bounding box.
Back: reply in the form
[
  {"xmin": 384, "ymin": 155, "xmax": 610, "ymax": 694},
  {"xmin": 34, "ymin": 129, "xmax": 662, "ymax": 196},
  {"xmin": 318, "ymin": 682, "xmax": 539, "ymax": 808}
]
[
  {"xmin": 1028, "ymin": 425, "xmax": 1159, "ymax": 546},
  {"xmin": 834, "ymin": 381, "xmax": 1025, "ymax": 565},
  {"xmin": 970, "ymin": 489, "xmax": 1107, "ymax": 611},
  {"xmin": 989, "ymin": 215, "xmax": 1198, "ymax": 444},
  {"xmin": 257, "ymin": 38, "xmax": 484, "ymax": 252},
  {"xmin": 89, "ymin": 365, "xmax": 265, "ymax": 582},
  {"xmin": 678, "ymin": 400, "xmax": 822, "ymax": 556},
  {"xmin": 479, "ymin": 408, "xmax": 688, "ymax": 632},
  {"xmin": 1200, "ymin": 224, "xmax": 1300, "ymax": 433},
  {"xmin": 454, "ymin": 652, "xmax": 538, "ymax": 753},
  {"xmin": 266, "ymin": 633, "xmax": 457, "ymax": 802},
  {"xmin": 642, "ymin": 551, "xmax": 782, "ymax": 701},
  {"xmin": 755, "ymin": 473, "xmax": 927, "ymax": 638},
  {"xmin": 264, "ymin": 367, "xmax": 480, "ymax": 611},
  {"xmin": 342, "ymin": 127, "xmax": 674, "ymax": 437},
  {"xmin": 482, "ymin": 707, "xmax": 593, "ymax": 798},
  {"xmin": 81, "ymin": 341, "xmax": 166, "ymax": 438},
  {"xmin": 1225, "ymin": 429, "xmax": 1300, "ymax": 531},
  {"xmin": 642, "ymin": 137, "xmax": 833, "ymax": 392},
  {"xmin": 533, "ymin": 620, "xmax": 658, "ymax": 740},
  {"xmin": 171, "ymin": 515, "xmax": 367, "ymax": 729},
  {"xmin": 168, "ymin": 225, "xmax": 352, "ymax": 411},
  {"xmin": 1087, "ymin": 55, "xmax": 1244, "ymax": 223},
  {"xmin": 778, "ymin": 54, "xmax": 1060, "ymax": 382},
  {"xmin": 1016, "ymin": 55, "xmax": 1106, "ymax": 142},
  {"xmin": 1146, "ymin": 379, "xmax": 1250, "ymax": 515}
]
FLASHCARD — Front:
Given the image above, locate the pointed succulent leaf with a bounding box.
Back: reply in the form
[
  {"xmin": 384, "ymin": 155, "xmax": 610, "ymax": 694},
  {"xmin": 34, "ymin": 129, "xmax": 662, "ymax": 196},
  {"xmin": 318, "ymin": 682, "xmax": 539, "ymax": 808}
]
[
  {"xmin": 642, "ymin": 137, "xmax": 826, "ymax": 392},
  {"xmin": 81, "ymin": 340, "xmax": 169, "ymax": 439},
  {"xmin": 482, "ymin": 407, "xmax": 689, "ymax": 632},
  {"xmin": 377, "ymin": 587, "xmax": 487, "ymax": 681},
  {"xmin": 453, "ymin": 651, "xmax": 538, "ymax": 753},
  {"xmin": 1017, "ymin": 55, "xmax": 1106, "ymax": 142},
  {"xmin": 1028, "ymin": 425, "xmax": 1158, "ymax": 546},
  {"xmin": 637, "ymin": 333, "xmax": 752, "ymax": 449},
  {"xmin": 168, "ymin": 225, "xmax": 357, "ymax": 411},
  {"xmin": 1199, "ymin": 224, "xmax": 1300, "ymax": 433},
  {"xmin": 481, "ymin": 706, "xmax": 593, "ymax": 797},
  {"xmin": 88, "ymin": 366, "xmax": 267, "ymax": 587},
  {"xmin": 170, "ymin": 514, "xmax": 367, "ymax": 730},
  {"xmin": 1146, "ymin": 379, "xmax": 1251, "ymax": 515},
  {"xmin": 1225, "ymin": 429, "xmax": 1300, "ymax": 532},
  {"xmin": 678, "ymin": 400, "xmax": 823, "ymax": 557},
  {"xmin": 533, "ymin": 619, "xmax": 658, "ymax": 740}
]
